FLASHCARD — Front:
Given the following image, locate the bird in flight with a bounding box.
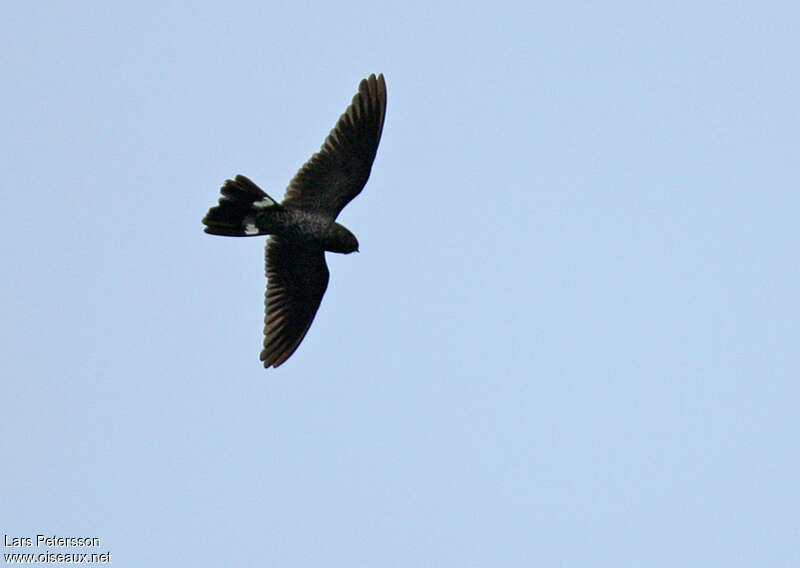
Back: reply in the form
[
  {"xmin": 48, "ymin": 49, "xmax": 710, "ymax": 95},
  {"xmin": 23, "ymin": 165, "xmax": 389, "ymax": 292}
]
[{"xmin": 203, "ymin": 74, "xmax": 387, "ymax": 368}]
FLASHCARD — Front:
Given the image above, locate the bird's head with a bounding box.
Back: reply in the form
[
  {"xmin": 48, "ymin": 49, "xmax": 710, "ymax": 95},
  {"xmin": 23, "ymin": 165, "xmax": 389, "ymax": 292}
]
[{"xmin": 327, "ymin": 223, "xmax": 359, "ymax": 254}]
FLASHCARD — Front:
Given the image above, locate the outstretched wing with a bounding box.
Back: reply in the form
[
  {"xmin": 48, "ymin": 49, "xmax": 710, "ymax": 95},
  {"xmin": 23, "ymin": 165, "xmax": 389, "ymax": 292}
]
[
  {"xmin": 282, "ymin": 73, "xmax": 387, "ymax": 219},
  {"xmin": 260, "ymin": 237, "xmax": 330, "ymax": 368}
]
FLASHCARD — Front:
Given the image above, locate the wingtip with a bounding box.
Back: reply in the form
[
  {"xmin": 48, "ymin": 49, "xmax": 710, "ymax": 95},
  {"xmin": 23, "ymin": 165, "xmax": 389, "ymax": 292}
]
[
  {"xmin": 361, "ymin": 73, "xmax": 386, "ymax": 92},
  {"xmin": 260, "ymin": 347, "xmax": 292, "ymax": 368}
]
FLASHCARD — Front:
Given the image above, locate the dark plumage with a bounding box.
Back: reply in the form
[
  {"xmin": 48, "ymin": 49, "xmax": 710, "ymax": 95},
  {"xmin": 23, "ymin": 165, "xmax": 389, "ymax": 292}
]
[{"xmin": 203, "ymin": 74, "xmax": 387, "ymax": 368}]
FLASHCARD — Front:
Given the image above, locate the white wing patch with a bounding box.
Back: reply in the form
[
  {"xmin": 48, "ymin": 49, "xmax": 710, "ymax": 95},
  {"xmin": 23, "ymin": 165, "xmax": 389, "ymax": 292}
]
[
  {"xmin": 244, "ymin": 219, "xmax": 259, "ymax": 235},
  {"xmin": 253, "ymin": 196, "xmax": 276, "ymax": 209}
]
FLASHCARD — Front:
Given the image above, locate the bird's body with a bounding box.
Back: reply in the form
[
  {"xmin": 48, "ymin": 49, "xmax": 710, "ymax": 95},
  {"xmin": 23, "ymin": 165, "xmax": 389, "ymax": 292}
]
[
  {"xmin": 203, "ymin": 74, "xmax": 387, "ymax": 368},
  {"xmin": 245, "ymin": 205, "xmax": 356, "ymax": 251}
]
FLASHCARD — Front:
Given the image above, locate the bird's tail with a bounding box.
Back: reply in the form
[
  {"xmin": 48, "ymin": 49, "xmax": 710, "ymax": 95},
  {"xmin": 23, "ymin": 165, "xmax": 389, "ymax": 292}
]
[{"xmin": 203, "ymin": 175, "xmax": 282, "ymax": 237}]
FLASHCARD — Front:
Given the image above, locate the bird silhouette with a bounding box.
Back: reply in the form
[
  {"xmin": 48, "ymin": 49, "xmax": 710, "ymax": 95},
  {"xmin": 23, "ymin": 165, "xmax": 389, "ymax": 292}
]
[{"xmin": 203, "ymin": 74, "xmax": 387, "ymax": 367}]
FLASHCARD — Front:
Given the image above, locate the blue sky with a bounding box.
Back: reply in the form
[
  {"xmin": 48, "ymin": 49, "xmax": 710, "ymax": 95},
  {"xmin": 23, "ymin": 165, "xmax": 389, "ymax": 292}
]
[{"xmin": 2, "ymin": 1, "xmax": 799, "ymax": 566}]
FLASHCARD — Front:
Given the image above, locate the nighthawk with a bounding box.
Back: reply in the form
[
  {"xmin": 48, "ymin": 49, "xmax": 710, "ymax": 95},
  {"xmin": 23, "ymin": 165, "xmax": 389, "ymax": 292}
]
[{"xmin": 203, "ymin": 73, "xmax": 387, "ymax": 368}]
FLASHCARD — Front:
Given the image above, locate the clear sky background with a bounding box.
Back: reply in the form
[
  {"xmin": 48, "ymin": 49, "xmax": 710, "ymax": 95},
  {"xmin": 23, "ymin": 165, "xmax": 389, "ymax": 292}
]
[{"xmin": 2, "ymin": 2, "xmax": 798, "ymax": 566}]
